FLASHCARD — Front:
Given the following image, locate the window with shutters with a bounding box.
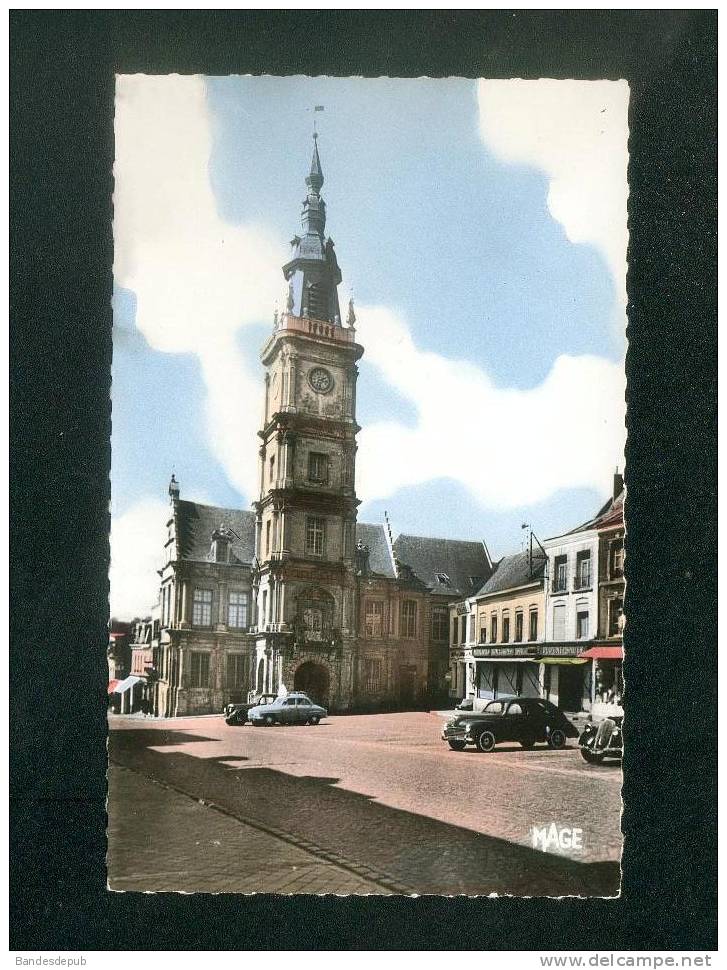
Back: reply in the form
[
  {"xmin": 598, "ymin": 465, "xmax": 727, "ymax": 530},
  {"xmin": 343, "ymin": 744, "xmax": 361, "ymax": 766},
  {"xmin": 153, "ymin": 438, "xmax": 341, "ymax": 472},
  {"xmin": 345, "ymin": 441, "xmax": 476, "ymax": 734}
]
[
  {"xmin": 553, "ymin": 555, "xmax": 568, "ymax": 592},
  {"xmin": 401, "ymin": 600, "xmax": 417, "ymax": 639},
  {"xmin": 192, "ymin": 588, "xmax": 212, "ymax": 627},
  {"xmin": 228, "ymin": 591, "xmax": 248, "ymax": 629},
  {"xmin": 552, "ymin": 603, "xmax": 566, "ymax": 641},
  {"xmin": 575, "ymin": 551, "xmax": 592, "ymax": 589},
  {"xmin": 610, "ymin": 539, "xmax": 624, "ymax": 578},
  {"xmin": 515, "ymin": 611, "xmax": 524, "ymax": 642},
  {"xmin": 502, "ymin": 613, "xmax": 510, "ymax": 643},
  {"xmin": 190, "ymin": 651, "xmax": 210, "ymax": 688},
  {"xmin": 529, "ymin": 609, "xmax": 538, "ymax": 641},
  {"xmin": 365, "ymin": 600, "xmax": 384, "ymax": 638},
  {"xmin": 577, "ymin": 610, "xmax": 590, "ymax": 639}
]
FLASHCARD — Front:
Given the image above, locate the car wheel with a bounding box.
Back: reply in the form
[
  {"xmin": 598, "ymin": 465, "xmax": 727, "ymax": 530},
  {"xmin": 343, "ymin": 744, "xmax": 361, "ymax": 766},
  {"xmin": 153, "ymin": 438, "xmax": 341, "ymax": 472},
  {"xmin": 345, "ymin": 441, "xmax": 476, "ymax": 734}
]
[
  {"xmin": 308, "ymin": 715, "xmax": 320, "ymax": 725},
  {"xmin": 476, "ymin": 731, "xmax": 496, "ymax": 753},
  {"xmin": 263, "ymin": 715, "xmax": 276, "ymax": 726},
  {"xmin": 447, "ymin": 740, "xmax": 466, "ymax": 751},
  {"xmin": 520, "ymin": 737, "xmax": 536, "ymax": 749},
  {"xmin": 548, "ymin": 728, "xmax": 566, "ymax": 749},
  {"xmin": 580, "ymin": 749, "xmax": 604, "ymax": 764}
]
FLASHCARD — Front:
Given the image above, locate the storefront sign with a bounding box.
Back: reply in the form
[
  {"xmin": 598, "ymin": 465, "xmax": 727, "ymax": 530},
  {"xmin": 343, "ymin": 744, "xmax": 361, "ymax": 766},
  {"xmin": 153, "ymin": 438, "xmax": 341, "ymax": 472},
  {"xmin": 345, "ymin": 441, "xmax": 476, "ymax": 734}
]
[
  {"xmin": 540, "ymin": 643, "xmax": 586, "ymax": 658},
  {"xmin": 472, "ymin": 645, "xmax": 539, "ymax": 659},
  {"xmin": 471, "ymin": 643, "xmax": 585, "ymax": 659}
]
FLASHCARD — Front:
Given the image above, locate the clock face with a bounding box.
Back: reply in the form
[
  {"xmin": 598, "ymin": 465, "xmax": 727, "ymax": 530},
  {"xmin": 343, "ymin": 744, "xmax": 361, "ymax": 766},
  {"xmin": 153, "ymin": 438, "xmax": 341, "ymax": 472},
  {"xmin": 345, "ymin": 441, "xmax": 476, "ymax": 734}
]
[{"xmin": 308, "ymin": 367, "xmax": 334, "ymax": 394}]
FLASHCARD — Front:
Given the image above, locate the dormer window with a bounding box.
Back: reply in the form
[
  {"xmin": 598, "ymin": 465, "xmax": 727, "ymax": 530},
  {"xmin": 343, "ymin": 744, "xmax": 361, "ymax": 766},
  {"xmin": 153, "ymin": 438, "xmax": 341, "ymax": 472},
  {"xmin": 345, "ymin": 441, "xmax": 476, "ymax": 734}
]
[
  {"xmin": 211, "ymin": 525, "xmax": 232, "ymax": 564},
  {"xmin": 436, "ymin": 573, "xmax": 450, "ymax": 585}
]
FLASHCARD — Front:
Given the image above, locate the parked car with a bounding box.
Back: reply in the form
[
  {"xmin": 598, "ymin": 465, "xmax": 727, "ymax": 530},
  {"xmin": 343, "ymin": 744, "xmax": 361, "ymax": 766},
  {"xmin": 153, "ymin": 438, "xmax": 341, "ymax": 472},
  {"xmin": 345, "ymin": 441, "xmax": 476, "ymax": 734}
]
[
  {"xmin": 441, "ymin": 697, "xmax": 579, "ymax": 753},
  {"xmin": 249, "ymin": 692, "xmax": 327, "ymax": 726},
  {"xmin": 224, "ymin": 693, "xmax": 278, "ymax": 726},
  {"xmin": 579, "ymin": 715, "xmax": 623, "ymax": 764}
]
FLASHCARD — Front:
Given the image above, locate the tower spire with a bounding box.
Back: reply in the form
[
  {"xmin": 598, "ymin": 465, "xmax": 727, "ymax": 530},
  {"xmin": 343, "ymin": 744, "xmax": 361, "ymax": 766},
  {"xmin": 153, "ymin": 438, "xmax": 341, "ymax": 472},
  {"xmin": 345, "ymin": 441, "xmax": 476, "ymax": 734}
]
[
  {"xmin": 281, "ymin": 129, "xmax": 343, "ymax": 325},
  {"xmin": 307, "ymin": 132, "xmax": 324, "ymax": 195}
]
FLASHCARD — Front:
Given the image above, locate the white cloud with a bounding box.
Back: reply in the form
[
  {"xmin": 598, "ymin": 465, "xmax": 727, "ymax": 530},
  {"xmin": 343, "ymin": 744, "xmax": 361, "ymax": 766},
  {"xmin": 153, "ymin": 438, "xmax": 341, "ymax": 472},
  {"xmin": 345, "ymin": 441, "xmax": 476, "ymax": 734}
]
[
  {"xmin": 111, "ymin": 77, "xmax": 627, "ymax": 615},
  {"xmin": 357, "ymin": 304, "xmax": 625, "ymax": 508},
  {"xmin": 109, "ymin": 498, "xmax": 168, "ymax": 618},
  {"xmin": 114, "ymin": 74, "xmax": 282, "ymax": 498},
  {"xmin": 477, "ymin": 79, "xmax": 629, "ymax": 319}
]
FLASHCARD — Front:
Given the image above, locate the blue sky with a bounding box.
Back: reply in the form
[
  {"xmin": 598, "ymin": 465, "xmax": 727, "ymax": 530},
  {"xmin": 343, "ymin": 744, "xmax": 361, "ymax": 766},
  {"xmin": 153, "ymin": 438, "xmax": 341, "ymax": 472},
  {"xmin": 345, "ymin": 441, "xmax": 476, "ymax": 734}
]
[{"xmin": 111, "ymin": 76, "xmax": 628, "ymax": 616}]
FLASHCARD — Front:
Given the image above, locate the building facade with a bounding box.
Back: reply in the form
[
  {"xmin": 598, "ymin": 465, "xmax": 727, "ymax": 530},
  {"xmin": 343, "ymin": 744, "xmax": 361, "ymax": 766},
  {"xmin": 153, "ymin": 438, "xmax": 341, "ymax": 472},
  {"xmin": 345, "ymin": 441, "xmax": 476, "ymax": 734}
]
[
  {"xmin": 448, "ymin": 550, "xmax": 546, "ymax": 705},
  {"xmin": 137, "ymin": 136, "xmax": 492, "ymax": 716}
]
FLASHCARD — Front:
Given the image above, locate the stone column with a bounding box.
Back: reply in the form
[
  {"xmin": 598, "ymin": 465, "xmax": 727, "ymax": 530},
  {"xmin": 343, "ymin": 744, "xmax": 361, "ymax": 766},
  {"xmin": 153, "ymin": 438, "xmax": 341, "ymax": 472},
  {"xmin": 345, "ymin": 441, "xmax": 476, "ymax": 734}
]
[
  {"xmin": 217, "ymin": 581, "xmax": 227, "ymax": 631},
  {"xmin": 180, "ymin": 580, "xmax": 190, "ymax": 628},
  {"xmin": 288, "ymin": 356, "xmax": 297, "ymax": 409}
]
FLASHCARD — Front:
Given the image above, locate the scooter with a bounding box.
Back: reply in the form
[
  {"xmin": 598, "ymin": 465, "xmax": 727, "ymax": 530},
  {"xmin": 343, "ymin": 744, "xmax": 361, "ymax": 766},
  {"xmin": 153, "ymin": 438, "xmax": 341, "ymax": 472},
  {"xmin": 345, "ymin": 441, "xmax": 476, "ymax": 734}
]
[{"xmin": 579, "ymin": 715, "xmax": 623, "ymax": 764}]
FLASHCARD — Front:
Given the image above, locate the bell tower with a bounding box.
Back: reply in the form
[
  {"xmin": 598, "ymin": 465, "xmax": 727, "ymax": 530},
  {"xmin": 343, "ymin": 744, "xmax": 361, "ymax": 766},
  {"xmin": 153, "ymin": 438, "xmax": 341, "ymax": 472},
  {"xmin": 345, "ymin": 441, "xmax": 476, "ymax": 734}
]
[{"xmin": 252, "ymin": 134, "xmax": 364, "ymax": 710}]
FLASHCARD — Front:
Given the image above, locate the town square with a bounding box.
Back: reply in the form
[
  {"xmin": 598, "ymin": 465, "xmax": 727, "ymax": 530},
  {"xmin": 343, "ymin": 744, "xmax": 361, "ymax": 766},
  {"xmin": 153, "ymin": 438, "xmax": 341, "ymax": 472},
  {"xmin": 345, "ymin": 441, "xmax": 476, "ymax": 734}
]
[{"xmin": 107, "ymin": 74, "xmax": 627, "ymax": 898}]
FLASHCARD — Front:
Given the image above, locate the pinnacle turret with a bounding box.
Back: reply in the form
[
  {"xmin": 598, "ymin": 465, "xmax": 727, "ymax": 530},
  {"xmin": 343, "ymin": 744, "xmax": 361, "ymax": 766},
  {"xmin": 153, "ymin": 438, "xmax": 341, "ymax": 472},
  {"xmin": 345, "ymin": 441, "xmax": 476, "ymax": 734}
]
[{"xmin": 281, "ymin": 133, "xmax": 343, "ymax": 325}]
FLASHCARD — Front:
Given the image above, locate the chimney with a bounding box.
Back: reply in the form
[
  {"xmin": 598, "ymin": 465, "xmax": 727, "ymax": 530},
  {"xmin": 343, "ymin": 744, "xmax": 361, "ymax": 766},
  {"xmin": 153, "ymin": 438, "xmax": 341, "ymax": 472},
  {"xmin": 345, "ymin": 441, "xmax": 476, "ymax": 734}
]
[{"xmin": 613, "ymin": 469, "xmax": 624, "ymax": 500}]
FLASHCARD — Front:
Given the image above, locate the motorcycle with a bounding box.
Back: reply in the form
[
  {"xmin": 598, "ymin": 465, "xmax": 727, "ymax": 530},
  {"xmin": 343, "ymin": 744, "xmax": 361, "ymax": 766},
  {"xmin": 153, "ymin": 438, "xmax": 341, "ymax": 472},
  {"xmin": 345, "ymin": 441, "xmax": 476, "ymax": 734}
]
[{"xmin": 579, "ymin": 714, "xmax": 623, "ymax": 764}]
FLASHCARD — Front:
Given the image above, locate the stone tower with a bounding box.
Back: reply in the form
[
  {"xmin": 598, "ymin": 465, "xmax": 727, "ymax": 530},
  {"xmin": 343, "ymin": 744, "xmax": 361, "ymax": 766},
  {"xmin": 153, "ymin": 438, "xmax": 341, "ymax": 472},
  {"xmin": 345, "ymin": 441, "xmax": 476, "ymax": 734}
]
[{"xmin": 251, "ymin": 134, "xmax": 364, "ymax": 710}]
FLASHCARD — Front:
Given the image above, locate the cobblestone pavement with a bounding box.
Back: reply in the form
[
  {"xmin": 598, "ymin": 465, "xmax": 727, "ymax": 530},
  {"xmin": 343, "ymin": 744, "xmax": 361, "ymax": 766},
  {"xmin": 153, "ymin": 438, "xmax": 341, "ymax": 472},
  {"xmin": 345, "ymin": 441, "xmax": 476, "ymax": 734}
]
[
  {"xmin": 109, "ymin": 711, "xmax": 622, "ymax": 896},
  {"xmin": 107, "ymin": 764, "xmax": 388, "ymax": 894}
]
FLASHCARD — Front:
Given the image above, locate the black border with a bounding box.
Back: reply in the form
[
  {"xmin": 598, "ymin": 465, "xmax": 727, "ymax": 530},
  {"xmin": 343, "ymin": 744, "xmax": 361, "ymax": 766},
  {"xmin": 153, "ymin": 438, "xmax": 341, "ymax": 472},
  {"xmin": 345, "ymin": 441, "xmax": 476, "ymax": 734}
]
[{"xmin": 10, "ymin": 10, "xmax": 717, "ymax": 951}]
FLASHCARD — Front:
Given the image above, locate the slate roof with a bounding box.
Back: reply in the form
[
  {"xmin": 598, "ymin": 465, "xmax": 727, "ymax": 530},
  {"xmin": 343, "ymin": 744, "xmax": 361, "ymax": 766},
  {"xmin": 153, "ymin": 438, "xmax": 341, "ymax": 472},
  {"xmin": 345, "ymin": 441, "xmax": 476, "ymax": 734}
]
[
  {"xmin": 563, "ymin": 488, "xmax": 624, "ymax": 537},
  {"xmin": 176, "ymin": 501, "xmax": 256, "ymax": 564},
  {"xmin": 392, "ymin": 534, "xmax": 492, "ymax": 598},
  {"xmin": 356, "ymin": 522, "xmax": 396, "ymax": 578},
  {"xmin": 474, "ymin": 550, "xmax": 546, "ymax": 598}
]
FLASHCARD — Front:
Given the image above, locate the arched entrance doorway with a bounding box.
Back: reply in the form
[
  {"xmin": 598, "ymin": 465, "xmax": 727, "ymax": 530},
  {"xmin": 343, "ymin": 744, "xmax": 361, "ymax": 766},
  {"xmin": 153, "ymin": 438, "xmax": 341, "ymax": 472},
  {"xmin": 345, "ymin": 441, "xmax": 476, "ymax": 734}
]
[
  {"xmin": 294, "ymin": 661, "xmax": 330, "ymax": 707},
  {"xmin": 256, "ymin": 657, "xmax": 265, "ymax": 694}
]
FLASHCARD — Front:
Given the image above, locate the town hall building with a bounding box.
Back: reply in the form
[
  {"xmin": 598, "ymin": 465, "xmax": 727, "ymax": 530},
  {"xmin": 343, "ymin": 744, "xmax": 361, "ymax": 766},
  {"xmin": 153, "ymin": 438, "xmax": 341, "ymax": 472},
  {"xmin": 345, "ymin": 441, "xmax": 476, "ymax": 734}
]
[{"xmin": 133, "ymin": 134, "xmax": 492, "ymax": 716}]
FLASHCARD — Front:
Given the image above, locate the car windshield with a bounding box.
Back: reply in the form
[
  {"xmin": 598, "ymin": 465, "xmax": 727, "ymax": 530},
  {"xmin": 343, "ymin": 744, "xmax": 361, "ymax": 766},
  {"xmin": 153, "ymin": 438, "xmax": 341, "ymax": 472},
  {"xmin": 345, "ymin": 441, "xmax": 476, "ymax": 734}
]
[{"xmin": 483, "ymin": 701, "xmax": 504, "ymax": 714}]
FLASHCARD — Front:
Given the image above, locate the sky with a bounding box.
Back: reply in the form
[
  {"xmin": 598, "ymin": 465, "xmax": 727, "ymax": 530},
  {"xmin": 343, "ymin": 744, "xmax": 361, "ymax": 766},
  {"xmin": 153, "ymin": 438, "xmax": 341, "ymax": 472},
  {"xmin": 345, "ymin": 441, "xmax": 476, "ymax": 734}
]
[{"xmin": 111, "ymin": 75, "xmax": 628, "ymax": 619}]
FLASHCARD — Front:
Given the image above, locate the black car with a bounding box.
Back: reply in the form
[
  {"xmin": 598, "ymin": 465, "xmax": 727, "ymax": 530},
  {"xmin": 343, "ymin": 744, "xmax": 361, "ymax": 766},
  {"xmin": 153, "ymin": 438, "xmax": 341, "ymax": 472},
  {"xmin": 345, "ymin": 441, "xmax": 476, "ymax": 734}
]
[
  {"xmin": 579, "ymin": 715, "xmax": 623, "ymax": 764},
  {"xmin": 441, "ymin": 697, "xmax": 579, "ymax": 752},
  {"xmin": 224, "ymin": 693, "xmax": 278, "ymax": 726}
]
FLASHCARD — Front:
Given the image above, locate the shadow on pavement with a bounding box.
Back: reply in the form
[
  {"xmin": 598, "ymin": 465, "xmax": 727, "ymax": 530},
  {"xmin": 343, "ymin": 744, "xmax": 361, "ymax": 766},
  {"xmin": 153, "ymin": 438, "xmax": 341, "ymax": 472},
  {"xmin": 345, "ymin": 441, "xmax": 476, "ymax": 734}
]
[{"xmin": 109, "ymin": 730, "xmax": 621, "ymax": 897}]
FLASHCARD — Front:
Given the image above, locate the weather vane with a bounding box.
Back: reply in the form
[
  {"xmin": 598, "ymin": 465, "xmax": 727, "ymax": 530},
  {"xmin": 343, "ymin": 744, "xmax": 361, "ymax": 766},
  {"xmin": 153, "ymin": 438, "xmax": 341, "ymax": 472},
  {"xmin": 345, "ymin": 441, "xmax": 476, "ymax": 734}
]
[{"xmin": 311, "ymin": 104, "xmax": 325, "ymax": 136}]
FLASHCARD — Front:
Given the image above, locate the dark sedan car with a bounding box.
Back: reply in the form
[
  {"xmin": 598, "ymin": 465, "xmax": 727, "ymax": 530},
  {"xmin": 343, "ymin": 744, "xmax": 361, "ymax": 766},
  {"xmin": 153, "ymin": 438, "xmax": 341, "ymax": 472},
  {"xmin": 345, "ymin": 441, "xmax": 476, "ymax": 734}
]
[
  {"xmin": 249, "ymin": 692, "xmax": 327, "ymax": 726},
  {"xmin": 441, "ymin": 697, "xmax": 579, "ymax": 753},
  {"xmin": 224, "ymin": 693, "xmax": 278, "ymax": 726}
]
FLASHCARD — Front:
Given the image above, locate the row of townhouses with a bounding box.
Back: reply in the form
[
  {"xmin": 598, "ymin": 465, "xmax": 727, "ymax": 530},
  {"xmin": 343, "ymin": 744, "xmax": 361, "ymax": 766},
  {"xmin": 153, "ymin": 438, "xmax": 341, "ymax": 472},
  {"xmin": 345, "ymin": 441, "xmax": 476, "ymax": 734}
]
[{"xmin": 448, "ymin": 473, "xmax": 625, "ymax": 715}]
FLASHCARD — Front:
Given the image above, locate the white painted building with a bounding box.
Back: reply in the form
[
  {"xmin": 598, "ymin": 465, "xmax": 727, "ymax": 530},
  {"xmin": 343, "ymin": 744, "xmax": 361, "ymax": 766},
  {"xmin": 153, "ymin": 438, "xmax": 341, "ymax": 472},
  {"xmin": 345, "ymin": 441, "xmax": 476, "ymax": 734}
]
[{"xmin": 541, "ymin": 525, "xmax": 600, "ymax": 712}]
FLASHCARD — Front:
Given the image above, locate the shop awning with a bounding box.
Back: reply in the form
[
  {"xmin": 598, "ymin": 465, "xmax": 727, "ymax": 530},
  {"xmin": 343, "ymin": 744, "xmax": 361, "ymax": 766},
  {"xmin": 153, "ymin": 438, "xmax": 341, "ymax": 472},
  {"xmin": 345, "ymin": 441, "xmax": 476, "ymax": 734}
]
[
  {"xmin": 538, "ymin": 657, "xmax": 589, "ymax": 665},
  {"xmin": 579, "ymin": 645, "xmax": 623, "ymax": 660},
  {"xmin": 113, "ymin": 675, "xmax": 144, "ymax": 694},
  {"xmin": 107, "ymin": 680, "xmax": 120, "ymax": 695}
]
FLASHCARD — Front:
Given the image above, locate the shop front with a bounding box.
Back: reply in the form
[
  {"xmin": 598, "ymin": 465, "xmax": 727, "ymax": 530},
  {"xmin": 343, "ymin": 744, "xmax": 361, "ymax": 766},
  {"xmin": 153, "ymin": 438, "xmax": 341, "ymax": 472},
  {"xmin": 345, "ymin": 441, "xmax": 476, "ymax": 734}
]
[
  {"xmin": 472, "ymin": 645, "xmax": 541, "ymax": 701},
  {"xmin": 579, "ymin": 643, "xmax": 623, "ymax": 707}
]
